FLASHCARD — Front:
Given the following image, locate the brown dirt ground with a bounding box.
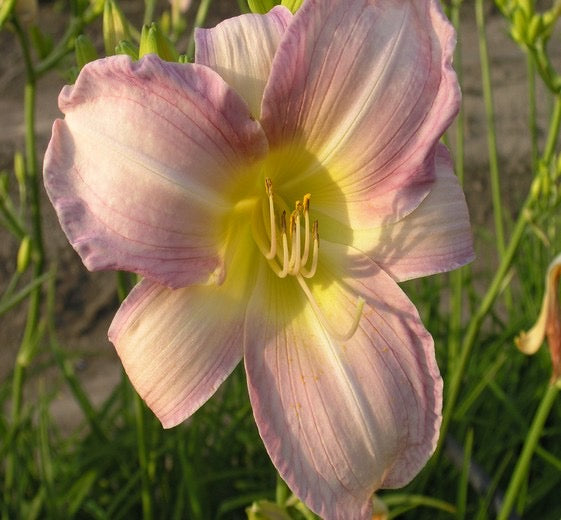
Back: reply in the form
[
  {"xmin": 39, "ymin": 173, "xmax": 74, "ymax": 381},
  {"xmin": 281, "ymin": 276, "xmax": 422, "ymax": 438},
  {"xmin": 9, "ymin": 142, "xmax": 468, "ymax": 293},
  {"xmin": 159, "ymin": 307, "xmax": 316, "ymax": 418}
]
[{"xmin": 0, "ymin": 2, "xmax": 558, "ymax": 430}]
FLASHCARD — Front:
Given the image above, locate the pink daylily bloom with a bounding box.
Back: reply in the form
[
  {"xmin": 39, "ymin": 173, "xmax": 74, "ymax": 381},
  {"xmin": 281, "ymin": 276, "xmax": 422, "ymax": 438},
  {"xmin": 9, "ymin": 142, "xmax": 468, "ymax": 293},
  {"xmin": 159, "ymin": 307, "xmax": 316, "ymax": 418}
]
[{"xmin": 44, "ymin": 0, "xmax": 473, "ymax": 518}]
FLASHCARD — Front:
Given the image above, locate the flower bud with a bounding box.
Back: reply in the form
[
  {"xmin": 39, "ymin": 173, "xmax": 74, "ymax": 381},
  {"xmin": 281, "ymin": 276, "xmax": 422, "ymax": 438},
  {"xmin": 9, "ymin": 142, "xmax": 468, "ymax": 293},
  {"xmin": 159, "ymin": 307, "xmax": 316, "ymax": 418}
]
[
  {"xmin": 511, "ymin": 8, "xmax": 528, "ymax": 44},
  {"xmin": 17, "ymin": 235, "xmax": 31, "ymax": 273},
  {"xmin": 75, "ymin": 34, "xmax": 99, "ymax": 70},
  {"xmin": 247, "ymin": 0, "xmax": 277, "ymax": 14},
  {"xmin": 0, "ymin": 0, "xmax": 37, "ymax": 28},
  {"xmin": 13, "ymin": 150, "xmax": 26, "ymax": 204},
  {"xmin": 518, "ymin": 0, "xmax": 533, "ymax": 18},
  {"xmin": 516, "ymin": 253, "xmax": 561, "ymax": 381},
  {"xmin": 115, "ymin": 39, "xmax": 138, "ymax": 59},
  {"xmin": 139, "ymin": 22, "xmax": 178, "ymax": 62},
  {"xmin": 527, "ymin": 14, "xmax": 543, "ymax": 43},
  {"xmin": 245, "ymin": 500, "xmax": 291, "ymax": 520},
  {"xmin": 281, "ymin": 0, "xmax": 303, "ymax": 13},
  {"xmin": 103, "ymin": 0, "xmax": 132, "ymax": 56}
]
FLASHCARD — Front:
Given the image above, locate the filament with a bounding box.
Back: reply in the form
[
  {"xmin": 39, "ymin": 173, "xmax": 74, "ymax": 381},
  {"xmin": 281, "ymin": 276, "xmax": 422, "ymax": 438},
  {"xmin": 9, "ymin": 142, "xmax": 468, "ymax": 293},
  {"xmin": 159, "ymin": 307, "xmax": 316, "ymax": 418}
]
[
  {"xmin": 263, "ymin": 179, "xmax": 319, "ymax": 280},
  {"xmin": 296, "ymin": 274, "xmax": 364, "ymax": 342},
  {"xmin": 264, "ymin": 178, "xmax": 276, "ymax": 260}
]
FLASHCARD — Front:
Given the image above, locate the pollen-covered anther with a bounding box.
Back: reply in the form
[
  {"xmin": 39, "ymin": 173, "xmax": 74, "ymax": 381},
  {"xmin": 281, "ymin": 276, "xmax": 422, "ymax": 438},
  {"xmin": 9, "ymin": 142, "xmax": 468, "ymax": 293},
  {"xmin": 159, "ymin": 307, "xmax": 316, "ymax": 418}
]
[{"xmin": 263, "ymin": 179, "xmax": 319, "ymax": 279}]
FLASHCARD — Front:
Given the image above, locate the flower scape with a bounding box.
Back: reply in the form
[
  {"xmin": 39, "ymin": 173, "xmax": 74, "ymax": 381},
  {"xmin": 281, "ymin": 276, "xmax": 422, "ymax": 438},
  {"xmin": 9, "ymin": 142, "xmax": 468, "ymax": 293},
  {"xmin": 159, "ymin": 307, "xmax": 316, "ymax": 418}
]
[{"xmin": 44, "ymin": 0, "xmax": 474, "ymax": 517}]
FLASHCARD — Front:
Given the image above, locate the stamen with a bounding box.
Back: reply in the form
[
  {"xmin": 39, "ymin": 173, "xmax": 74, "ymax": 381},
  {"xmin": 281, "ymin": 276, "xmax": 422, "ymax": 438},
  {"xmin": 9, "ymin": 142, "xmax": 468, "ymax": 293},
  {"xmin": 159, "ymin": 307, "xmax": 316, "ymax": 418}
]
[
  {"xmin": 289, "ymin": 209, "xmax": 301, "ymax": 275},
  {"xmin": 277, "ymin": 210, "xmax": 289, "ymax": 278},
  {"xmin": 261, "ymin": 181, "xmax": 320, "ymax": 280},
  {"xmin": 300, "ymin": 220, "xmax": 319, "ymax": 279},
  {"xmin": 297, "ymin": 274, "xmax": 364, "ymax": 342},
  {"xmin": 301, "ymin": 194, "xmax": 311, "ymax": 265},
  {"xmin": 264, "ymin": 178, "xmax": 276, "ymax": 260}
]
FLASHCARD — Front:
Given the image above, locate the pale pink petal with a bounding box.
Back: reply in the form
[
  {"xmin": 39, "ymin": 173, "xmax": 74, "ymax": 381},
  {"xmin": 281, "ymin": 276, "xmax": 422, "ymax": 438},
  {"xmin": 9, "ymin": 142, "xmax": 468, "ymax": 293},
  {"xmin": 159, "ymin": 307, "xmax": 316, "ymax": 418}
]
[
  {"xmin": 261, "ymin": 0, "xmax": 459, "ymax": 228},
  {"xmin": 245, "ymin": 246, "xmax": 442, "ymax": 518},
  {"xmin": 195, "ymin": 6, "xmax": 292, "ymax": 118},
  {"xmin": 109, "ymin": 278, "xmax": 247, "ymax": 428},
  {"xmin": 353, "ymin": 145, "xmax": 474, "ymax": 282},
  {"xmin": 44, "ymin": 54, "xmax": 268, "ymax": 288}
]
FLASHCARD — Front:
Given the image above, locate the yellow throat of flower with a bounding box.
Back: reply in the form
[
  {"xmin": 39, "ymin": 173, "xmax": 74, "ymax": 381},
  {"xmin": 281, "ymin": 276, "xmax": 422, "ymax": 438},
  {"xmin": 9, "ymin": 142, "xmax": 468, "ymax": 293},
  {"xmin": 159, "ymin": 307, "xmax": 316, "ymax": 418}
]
[{"xmin": 245, "ymin": 177, "xmax": 364, "ymax": 342}]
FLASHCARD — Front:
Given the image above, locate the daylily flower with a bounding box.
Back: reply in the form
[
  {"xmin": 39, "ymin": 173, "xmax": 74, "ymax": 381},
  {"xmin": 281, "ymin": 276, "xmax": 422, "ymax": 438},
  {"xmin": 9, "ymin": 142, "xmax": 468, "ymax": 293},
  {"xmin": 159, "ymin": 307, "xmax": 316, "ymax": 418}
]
[
  {"xmin": 43, "ymin": 0, "xmax": 473, "ymax": 518},
  {"xmin": 516, "ymin": 253, "xmax": 561, "ymax": 382}
]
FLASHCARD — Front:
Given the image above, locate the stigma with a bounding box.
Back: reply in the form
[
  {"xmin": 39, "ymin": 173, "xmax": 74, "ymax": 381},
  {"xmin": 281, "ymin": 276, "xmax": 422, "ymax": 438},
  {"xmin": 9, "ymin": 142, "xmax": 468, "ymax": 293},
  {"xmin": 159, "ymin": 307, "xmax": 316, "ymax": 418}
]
[{"xmin": 263, "ymin": 178, "xmax": 319, "ymax": 280}]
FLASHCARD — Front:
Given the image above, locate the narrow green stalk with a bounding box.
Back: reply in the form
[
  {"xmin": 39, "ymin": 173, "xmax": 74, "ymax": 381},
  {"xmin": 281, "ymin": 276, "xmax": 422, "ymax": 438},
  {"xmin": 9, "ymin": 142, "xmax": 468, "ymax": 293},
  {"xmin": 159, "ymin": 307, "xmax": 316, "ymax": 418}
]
[
  {"xmin": 35, "ymin": 17, "xmax": 86, "ymax": 77},
  {"xmin": 434, "ymin": 90, "xmax": 561, "ymax": 470},
  {"xmin": 275, "ymin": 473, "xmax": 290, "ymax": 506},
  {"xmin": 543, "ymin": 95, "xmax": 561, "ymax": 163},
  {"xmin": 527, "ymin": 55, "xmax": 538, "ymax": 173},
  {"xmin": 4, "ymin": 19, "xmax": 44, "ymax": 513},
  {"xmin": 186, "ymin": 0, "xmax": 214, "ymax": 59},
  {"xmin": 144, "ymin": 0, "xmax": 156, "ymax": 26},
  {"xmin": 436, "ymin": 196, "xmax": 531, "ymax": 462},
  {"xmin": 497, "ymin": 382, "xmax": 560, "ymax": 520},
  {"xmin": 475, "ymin": 0, "xmax": 510, "ymax": 307},
  {"xmin": 0, "ymin": 196, "xmax": 27, "ymax": 239},
  {"xmin": 237, "ymin": 0, "xmax": 249, "ymax": 13},
  {"xmin": 134, "ymin": 392, "xmax": 153, "ymax": 520},
  {"xmin": 0, "ymin": 273, "xmax": 50, "ymax": 317},
  {"xmin": 457, "ymin": 429, "xmax": 473, "ymax": 520},
  {"xmin": 116, "ymin": 273, "xmax": 153, "ymax": 519},
  {"xmin": 448, "ymin": 0, "xmax": 465, "ymax": 374}
]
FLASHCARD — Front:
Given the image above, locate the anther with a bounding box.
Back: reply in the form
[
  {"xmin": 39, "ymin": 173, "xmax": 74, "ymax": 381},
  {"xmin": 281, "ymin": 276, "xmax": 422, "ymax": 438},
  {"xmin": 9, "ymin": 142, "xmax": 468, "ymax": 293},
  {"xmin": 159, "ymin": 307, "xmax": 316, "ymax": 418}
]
[{"xmin": 264, "ymin": 178, "xmax": 276, "ymax": 260}]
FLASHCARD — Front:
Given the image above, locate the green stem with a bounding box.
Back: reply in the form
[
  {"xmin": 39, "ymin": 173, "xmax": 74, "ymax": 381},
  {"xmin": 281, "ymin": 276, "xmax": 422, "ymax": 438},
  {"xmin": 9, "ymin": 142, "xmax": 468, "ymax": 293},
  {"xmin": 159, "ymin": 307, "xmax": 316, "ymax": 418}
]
[
  {"xmin": 436, "ymin": 196, "xmax": 531, "ymax": 461},
  {"xmin": 448, "ymin": 0, "xmax": 465, "ymax": 374},
  {"xmin": 543, "ymin": 95, "xmax": 561, "ymax": 163},
  {"xmin": 497, "ymin": 382, "xmax": 560, "ymax": 520},
  {"xmin": 186, "ymin": 0, "xmax": 214, "ymax": 59},
  {"xmin": 35, "ymin": 9, "xmax": 101, "ymax": 78},
  {"xmin": 476, "ymin": 0, "xmax": 510, "ymax": 305},
  {"xmin": 434, "ymin": 93, "xmax": 561, "ymax": 461},
  {"xmin": 134, "ymin": 392, "xmax": 153, "ymax": 520},
  {"xmin": 143, "ymin": 0, "xmax": 156, "ymax": 26},
  {"xmin": 527, "ymin": 54, "xmax": 538, "ymax": 173},
  {"xmin": 4, "ymin": 17, "xmax": 44, "ymax": 512},
  {"xmin": 275, "ymin": 473, "xmax": 290, "ymax": 506},
  {"xmin": 116, "ymin": 274, "xmax": 153, "ymax": 519}
]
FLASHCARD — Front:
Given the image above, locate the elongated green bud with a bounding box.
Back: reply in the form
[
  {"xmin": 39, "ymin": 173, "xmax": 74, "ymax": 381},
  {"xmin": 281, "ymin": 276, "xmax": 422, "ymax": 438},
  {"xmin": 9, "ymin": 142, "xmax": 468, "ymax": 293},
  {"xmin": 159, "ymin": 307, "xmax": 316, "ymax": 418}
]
[
  {"xmin": 246, "ymin": 500, "xmax": 291, "ymax": 520},
  {"xmin": 247, "ymin": 0, "xmax": 276, "ymax": 14},
  {"xmin": 527, "ymin": 14, "xmax": 543, "ymax": 43},
  {"xmin": 17, "ymin": 235, "xmax": 31, "ymax": 273},
  {"xmin": 13, "ymin": 151, "xmax": 25, "ymax": 187},
  {"xmin": 13, "ymin": 150, "xmax": 26, "ymax": 203},
  {"xmin": 511, "ymin": 8, "xmax": 527, "ymax": 44},
  {"xmin": 0, "ymin": 0, "xmax": 16, "ymax": 29},
  {"xmin": 103, "ymin": 0, "xmax": 131, "ymax": 56},
  {"xmin": 75, "ymin": 34, "xmax": 99, "ymax": 69},
  {"xmin": 139, "ymin": 22, "xmax": 178, "ymax": 62},
  {"xmin": 115, "ymin": 39, "xmax": 138, "ymax": 59},
  {"xmin": 281, "ymin": 0, "xmax": 303, "ymax": 13},
  {"xmin": 518, "ymin": 0, "xmax": 533, "ymax": 18}
]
